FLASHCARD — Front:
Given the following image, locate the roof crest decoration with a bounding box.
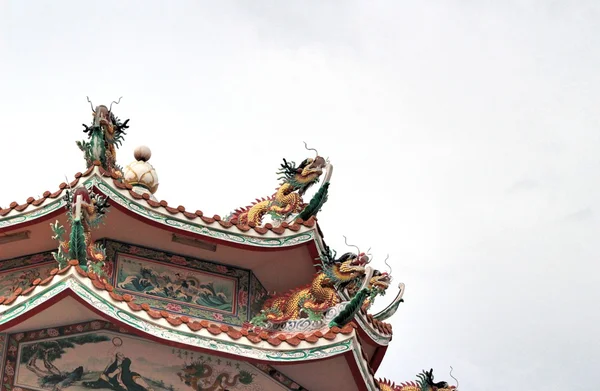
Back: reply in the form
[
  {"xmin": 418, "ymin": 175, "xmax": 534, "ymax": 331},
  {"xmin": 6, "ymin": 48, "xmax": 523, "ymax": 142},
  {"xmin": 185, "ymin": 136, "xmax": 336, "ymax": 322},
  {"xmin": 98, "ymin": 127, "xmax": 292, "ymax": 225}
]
[
  {"xmin": 225, "ymin": 142, "xmax": 332, "ymax": 227},
  {"xmin": 51, "ymin": 185, "xmax": 110, "ymax": 277},
  {"xmin": 249, "ymin": 238, "xmax": 401, "ymax": 335},
  {"xmin": 77, "ymin": 96, "xmax": 129, "ymax": 177},
  {"xmin": 377, "ymin": 368, "xmax": 459, "ymax": 390}
]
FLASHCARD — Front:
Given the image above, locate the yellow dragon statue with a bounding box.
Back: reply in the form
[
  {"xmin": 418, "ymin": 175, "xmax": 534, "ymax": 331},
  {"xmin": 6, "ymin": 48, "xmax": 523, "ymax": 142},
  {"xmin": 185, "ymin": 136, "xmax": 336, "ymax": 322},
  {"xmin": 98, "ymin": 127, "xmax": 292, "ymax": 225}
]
[
  {"xmin": 378, "ymin": 369, "xmax": 458, "ymax": 391},
  {"xmin": 250, "ymin": 251, "xmax": 370, "ymax": 326},
  {"xmin": 226, "ymin": 143, "xmax": 331, "ymax": 226}
]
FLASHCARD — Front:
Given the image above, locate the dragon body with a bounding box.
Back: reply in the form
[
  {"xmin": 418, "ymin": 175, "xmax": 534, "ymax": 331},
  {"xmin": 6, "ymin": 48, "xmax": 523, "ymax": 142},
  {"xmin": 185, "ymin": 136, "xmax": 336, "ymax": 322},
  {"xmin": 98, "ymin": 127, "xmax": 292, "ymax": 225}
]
[
  {"xmin": 378, "ymin": 369, "xmax": 457, "ymax": 391},
  {"xmin": 76, "ymin": 100, "xmax": 129, "ymax": 175},
  {"xmin": 228, "ymin": 156, "xmax": 327, "ymax": 226},
  {"xmin": 177, "ymin": 361, "xmax": 253, "ymax": 391},
  {"xmin": 251, "ymin": 252, "xmax": 368, "ymax": 325},
  {"xmin": 51, "ymin": 187, "xmax": 110, "ymax": 276}
]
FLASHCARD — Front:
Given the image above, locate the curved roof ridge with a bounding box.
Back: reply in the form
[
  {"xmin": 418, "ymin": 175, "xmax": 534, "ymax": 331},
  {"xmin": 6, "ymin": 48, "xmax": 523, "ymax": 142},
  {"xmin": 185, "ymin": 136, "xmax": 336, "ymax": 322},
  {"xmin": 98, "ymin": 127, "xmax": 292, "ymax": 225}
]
[
  {"xmin": 0, "ymin": 161, "xmax": 318, "ymax": 239},
  {"xmin": 0, "ymin": 260, "xmax": 357, "ymax": 350}
]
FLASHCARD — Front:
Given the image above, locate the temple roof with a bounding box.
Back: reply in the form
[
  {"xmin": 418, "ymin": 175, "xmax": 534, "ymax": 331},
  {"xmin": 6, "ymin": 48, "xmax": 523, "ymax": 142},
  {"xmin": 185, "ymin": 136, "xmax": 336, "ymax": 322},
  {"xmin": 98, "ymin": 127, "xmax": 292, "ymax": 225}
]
[
  {"xmin": 0, "ymin": 259, "xmax": 358, "ymax": 348},
  {"xmin": 0, "ymin": 162, "xmax": 318, "ymax": 239},
  {"xmin": 0, "ymin": 259, "xmax": 384, "ymax": 390},
  {"xmin": 0, "ymin": 101, "xmax": 410, "ymax": 390}
]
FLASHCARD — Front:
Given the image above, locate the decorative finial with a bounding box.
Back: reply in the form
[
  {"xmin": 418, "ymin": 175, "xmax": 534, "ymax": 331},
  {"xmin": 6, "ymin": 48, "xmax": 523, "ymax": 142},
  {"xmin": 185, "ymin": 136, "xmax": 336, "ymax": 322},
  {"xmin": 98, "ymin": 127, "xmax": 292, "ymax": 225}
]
[
  {"xmin": 76, "ymin": 96, "xmax": 129, "ymax": 176},
  {"xmin": 124, "ymin": 145, "xmax": 159, "ymax": 196},
  {"xmin": 134, "ymin": 145, "xmax": 152, "ymax": 162}
]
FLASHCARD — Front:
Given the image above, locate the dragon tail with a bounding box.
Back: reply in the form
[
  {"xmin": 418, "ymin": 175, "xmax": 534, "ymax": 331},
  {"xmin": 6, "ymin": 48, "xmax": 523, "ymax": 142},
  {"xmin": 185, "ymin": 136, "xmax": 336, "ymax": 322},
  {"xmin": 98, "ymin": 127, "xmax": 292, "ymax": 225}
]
[
  {"xmin": 298, "ymin": 181, "xmax": 329, "ymax": 221},
  {"xmin": 226, "ymin": 195, "xmax": 274, "ymax": 223},
  {"xmin": 329, "ymin": 288, "xmax": 369, "ymax": 328}
]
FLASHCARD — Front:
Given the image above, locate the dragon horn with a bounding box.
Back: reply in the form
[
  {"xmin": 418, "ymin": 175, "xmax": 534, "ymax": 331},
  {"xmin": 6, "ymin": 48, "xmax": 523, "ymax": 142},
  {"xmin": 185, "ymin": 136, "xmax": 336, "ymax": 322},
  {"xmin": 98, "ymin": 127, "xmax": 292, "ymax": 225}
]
[
  {"xmin": 384, "ymin": 254, "xmax": 392, "ymax": 275},
  {"xmin": 64, "ymin": 175, "xmax": 75, "ymax": 205},
  {"xmin": 366, "ymin": 247, "xmax": 373, "ymax": 262},
  {"xmin": 303, "ymin": 141, "xmax": 319, "ymax": 157},
  {"xmin": 450, "ymin": 366, "xmax": 459, "ymax": 389},
  {"xmin": 86, "ymin": 96, "xmax": 95, "ymax": 112},
  {"xmin": 343, "ymin": 235, "xmax": 361, "ymax": 255},
  {"xmin": 109, "ymin": 96, "xmax": 123, "ymax": 112},
  {"xmin": 64, "ymin": 175, "xmax": 73, "ymax": 191}
]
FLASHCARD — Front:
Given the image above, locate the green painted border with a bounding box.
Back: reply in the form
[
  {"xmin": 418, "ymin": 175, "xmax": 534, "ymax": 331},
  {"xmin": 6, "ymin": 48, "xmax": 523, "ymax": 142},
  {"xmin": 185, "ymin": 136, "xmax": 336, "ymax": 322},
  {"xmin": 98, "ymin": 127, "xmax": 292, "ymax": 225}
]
[
  {"xmin": 0, "ymin": 277, "xmax": 353, "ymax": 363},
  {"xmin": 0, "ymin": 176, "xmax": 316, "ymax": 249},
  {"xmin": 94, "ymin": 178, "xmax": 315, "ymax": 248},
  {"xmin": 350, "ymin": 338, "xmax": 378, "ymax": 390},
  {"xmin": 0, "ymin": 199, "xmax": 65, "ymax": 228}
]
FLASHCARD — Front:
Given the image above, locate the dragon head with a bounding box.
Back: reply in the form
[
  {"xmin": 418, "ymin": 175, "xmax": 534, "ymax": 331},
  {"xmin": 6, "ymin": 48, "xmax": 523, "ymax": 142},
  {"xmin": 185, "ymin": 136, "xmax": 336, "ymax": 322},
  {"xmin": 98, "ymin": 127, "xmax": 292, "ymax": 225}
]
[
  {"xmin": 93, "ymin": 105, "xmax": 112, "ymax": 129},
  {"xmin": 419, "ymin": 369, "xmax": 457, "ymax": 391},
  {"xmin": 377, "ymin": 369, "xmax": 458, "ymax": 391},
  {"xmin": 369, "ymin": 270, "xmax": 391, "ymax": 293},
  {"xmin": 360, "ymin": 269, "xmax": 392, "ymax": 312},
  {"xmin": 278, "ymin": 155, "xmax": 327, "ymax": 196},
  {"xmin": 337, "ymin": 251, "xmax": 370, "ymax": 278}
]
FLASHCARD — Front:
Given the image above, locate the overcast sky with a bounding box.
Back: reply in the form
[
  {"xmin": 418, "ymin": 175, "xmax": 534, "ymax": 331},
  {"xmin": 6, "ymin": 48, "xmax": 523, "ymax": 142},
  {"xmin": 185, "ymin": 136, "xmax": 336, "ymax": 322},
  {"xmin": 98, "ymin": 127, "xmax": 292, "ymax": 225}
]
[{"xmin": 1, "ymin": 1, "xmax": 600, "ymax": 390}]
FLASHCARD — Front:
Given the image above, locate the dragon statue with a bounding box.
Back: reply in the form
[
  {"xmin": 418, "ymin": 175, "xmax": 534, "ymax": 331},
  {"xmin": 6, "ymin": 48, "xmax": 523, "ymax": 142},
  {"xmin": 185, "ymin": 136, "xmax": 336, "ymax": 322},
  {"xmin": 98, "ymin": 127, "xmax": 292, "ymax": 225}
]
[
  {"xmin": 250, "ymin": 251, "xmax": 369, "ymax": 326},
  {"xmin": 177, "ymin": 360, "xmax": 254, "ymax": 391},
  {"xmin": 378, "ymin": 369, "xmax": 458, "ymax": 391},
  {"xmin": 226, "ymin": 143, "xmax": 332, "ymax": 226},
  {"xmin": 345, "ymin": 255, "xmax": 395, "ymax": 313},
  {"xmin": 51, "ymin": 186, "xmax": 110, "ymax": 277},
  {"xmin": 337, "ymin": 247, "xmax": 406, "ymax": 327},
  {"xmin": 76, "ymin": 97, "xmax": 129, "ymax": 175}
]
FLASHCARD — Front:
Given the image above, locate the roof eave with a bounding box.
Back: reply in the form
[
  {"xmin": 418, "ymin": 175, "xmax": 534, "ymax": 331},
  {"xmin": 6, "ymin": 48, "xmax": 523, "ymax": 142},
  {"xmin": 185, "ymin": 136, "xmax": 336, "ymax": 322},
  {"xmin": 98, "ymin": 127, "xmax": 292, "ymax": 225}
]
[
  {"xmin": 1, "ymin": 166, "xmax": 322, "ymax": 251},
  {"xmin": 0, "ymin": 264, "xmax": 362, "ymax": 364}
]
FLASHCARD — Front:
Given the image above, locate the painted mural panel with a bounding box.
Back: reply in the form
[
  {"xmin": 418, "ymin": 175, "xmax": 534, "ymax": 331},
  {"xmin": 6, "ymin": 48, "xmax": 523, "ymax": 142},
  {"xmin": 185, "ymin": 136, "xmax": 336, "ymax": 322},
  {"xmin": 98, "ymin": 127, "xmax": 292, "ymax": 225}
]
[
  {"xmin": 115, "ymin": 256, "xmax": 236, "ymax": 314},
  {"xmin": 0, "ymin": 260, "xmax": 56, "ymax": 300},
  {"xmin": 2, "ymin": 321, "xmax": 301, "ymax": 391},
  {"xmin": 104, "ymin": 241, "xmax": 250, "ymax": 326}
]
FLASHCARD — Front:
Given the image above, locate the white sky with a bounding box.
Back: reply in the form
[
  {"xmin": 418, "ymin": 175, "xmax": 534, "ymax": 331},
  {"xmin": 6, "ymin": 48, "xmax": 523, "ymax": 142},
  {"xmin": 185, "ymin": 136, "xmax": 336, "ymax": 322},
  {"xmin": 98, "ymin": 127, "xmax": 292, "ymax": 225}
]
[{"xmin": 1, "ymin": 1, "xmax": 600, "ymax": 389}]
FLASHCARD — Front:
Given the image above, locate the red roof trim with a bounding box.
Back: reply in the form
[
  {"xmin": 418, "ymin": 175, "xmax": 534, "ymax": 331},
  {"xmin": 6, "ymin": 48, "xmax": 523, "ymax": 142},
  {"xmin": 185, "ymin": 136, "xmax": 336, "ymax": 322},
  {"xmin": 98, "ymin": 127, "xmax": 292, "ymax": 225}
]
[
  {"xmin": 343, "ymin": 352, "xmax": 371, "ymax": 391},
  {"xmin": 0, "ymin": 260, "xmax": 357, "ymax": 348},
  {"xmin": 0, "ymin": 163, "xmax": 318, "ymax": 237}
]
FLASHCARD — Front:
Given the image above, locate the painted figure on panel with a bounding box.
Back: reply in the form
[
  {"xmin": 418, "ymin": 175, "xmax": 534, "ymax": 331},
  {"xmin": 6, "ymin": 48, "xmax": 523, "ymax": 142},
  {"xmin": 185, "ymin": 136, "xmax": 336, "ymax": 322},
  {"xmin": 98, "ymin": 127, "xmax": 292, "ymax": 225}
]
[
  {"xmin": 8, "ymin": 323, "xmax": 290, "ymax": 391},
  {"xmin": 84, "ymin": 352, "xmax": 153, "ymax": 391}
]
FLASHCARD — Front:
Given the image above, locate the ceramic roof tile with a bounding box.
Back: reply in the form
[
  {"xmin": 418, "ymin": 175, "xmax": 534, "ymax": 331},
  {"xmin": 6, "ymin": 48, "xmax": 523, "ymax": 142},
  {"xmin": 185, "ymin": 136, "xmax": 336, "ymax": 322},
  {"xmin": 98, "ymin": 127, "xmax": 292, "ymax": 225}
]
[
  {"xmin": 364, "ymin": 313, "xmax": 393, "ymax": 336},
  {"xmin": 0, "ymin": 260, "xmax": 359, "ymax": 348},
  {"xmin": 0, "ymin": 260, "xmax": 356, "ymax": 346},
  {"xmin": 1, "ymin": 167, "xmax": 318, "ymax": 237}
]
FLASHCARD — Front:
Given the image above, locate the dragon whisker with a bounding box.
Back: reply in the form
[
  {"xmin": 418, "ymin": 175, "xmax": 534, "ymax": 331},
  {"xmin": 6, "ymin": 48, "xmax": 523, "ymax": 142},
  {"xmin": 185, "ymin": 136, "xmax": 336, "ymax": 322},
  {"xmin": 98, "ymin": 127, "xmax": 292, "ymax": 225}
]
[
  {"xmin": 303, "ymin": 141, "xmax": 319, "ymax": 157},
  {"xmin": 384, "ymin": 254, "xmax": 392, "ymax": 275},
  {"xmin": 343, "ymin": 235, "xmax": 361, "ymax": 256},
  {"xmin": 109, "ymin": 96, "xmax": 123, "ymax": 112},
  {"xmin": 450, "ymin": 366, "xmax": 459, "ymax": 388},
  {"xmin": 86, "ymin": 96, "xmax": 95, "ymax": 113}
]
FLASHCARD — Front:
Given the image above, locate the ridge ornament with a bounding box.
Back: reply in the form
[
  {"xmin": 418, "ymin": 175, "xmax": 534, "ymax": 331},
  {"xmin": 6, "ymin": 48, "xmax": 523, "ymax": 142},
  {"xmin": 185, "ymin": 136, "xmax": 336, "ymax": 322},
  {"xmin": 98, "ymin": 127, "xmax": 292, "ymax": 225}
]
[{"xmin": 76, "ymin": 97, "xmax": 129, "ymax": 176}]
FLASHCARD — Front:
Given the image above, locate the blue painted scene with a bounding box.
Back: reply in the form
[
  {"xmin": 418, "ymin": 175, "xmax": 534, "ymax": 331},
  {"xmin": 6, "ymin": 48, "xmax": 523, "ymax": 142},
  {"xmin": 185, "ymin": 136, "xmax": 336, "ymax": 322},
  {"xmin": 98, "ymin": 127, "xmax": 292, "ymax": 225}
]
[{"xmin": 115, "ymin": 255, "xmax": 236, "ymax": 314}]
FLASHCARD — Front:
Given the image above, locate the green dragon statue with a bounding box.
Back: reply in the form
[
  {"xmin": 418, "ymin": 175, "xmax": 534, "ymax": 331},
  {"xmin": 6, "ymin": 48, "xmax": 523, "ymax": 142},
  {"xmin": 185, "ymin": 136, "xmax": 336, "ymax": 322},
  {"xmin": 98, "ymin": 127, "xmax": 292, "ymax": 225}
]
[
  {"xmin": 378, "ymin": 368, "xmax": 458, "ymax": 391},
  {"xmin": 51, "ymin": 186, "xmax": 110, "ymax": 277},
  {"xmin": 76, "ymin": 97, "xmax": 129, "ymax": 175},
  {"xmin": 226, "ymin": 143, "xmax": 332, "ymax": 226}
]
